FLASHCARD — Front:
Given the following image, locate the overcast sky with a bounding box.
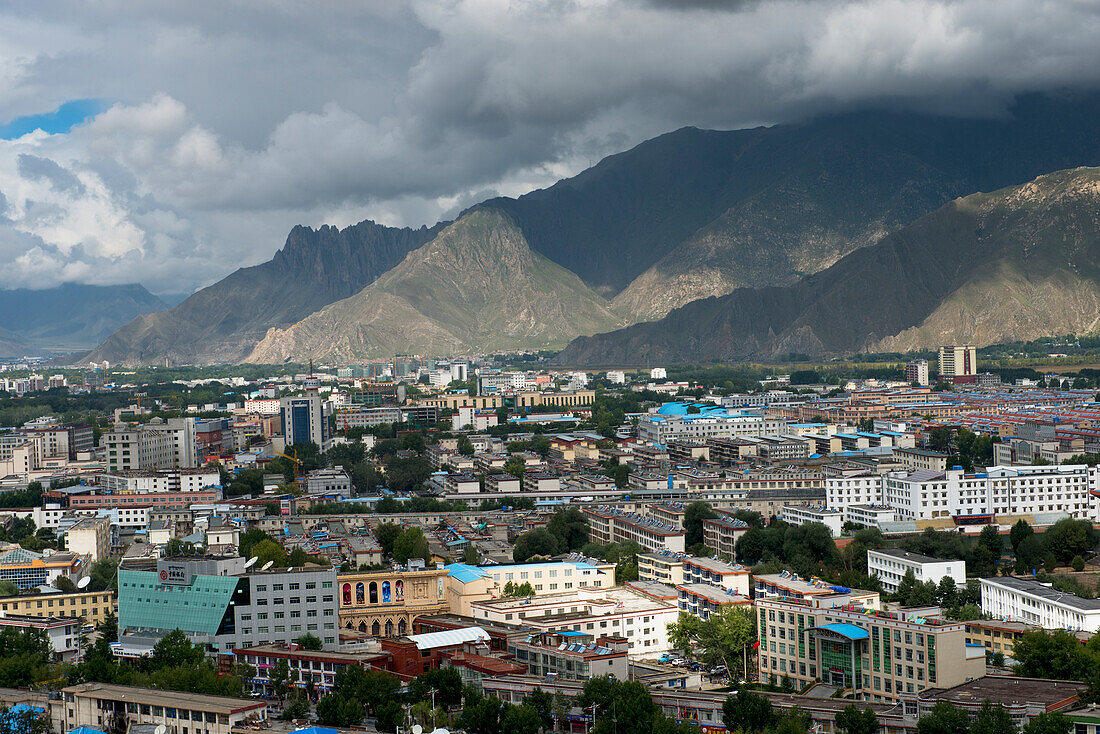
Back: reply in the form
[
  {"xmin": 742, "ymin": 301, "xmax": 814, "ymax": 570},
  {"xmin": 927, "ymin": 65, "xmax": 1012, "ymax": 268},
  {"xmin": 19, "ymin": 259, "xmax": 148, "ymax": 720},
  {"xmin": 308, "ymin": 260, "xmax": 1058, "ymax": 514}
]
[{"xmin": 1, "ymin": 0, "xmax": 1099, "ymax": 296}]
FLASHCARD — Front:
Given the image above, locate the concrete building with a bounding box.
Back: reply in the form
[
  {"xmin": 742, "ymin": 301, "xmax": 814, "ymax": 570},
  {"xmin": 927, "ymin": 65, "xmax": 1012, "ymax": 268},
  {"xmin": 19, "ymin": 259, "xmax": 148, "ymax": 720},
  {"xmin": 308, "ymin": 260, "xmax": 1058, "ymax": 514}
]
[
  {"xmin": 583, "ymin": 506, "xmax": 686, "ymax": 553},
  {"xmin": 701, "ymin": 516, "xmax": 751, "ymax": 560},
  {"xmin": 843, "ymin": 505, "xmax": 897, "ymax": 529},
  {"xmin": 0, "ymin": 613, "xmax": 82, "ymax": 659},
  {"xmin": 0, "ymin": 589, "xmax": 117, "ymax": 626},
  {"xmin": 280, "ymin": 391, "xmax": 332, "ymax": 451},
  {"xmin": 754, "ymin": 573, "xmax": 881, "ymax": 608},
  {"xmin": 980, "ymin": 576, "xmax": 1100, "ymax": 632},
  {"xmin": 884, "ymin": 465, "xmax": 1092, "ymax": 521},
  {"xmin": 757, "ymin": 595, "xmax": 985, "ymax": 701},
  {"xmin": 469, "ymin": 585, "xmax": 679, "ymax": 657},
  {"xmin": 99, "ymin": 468, "xmax": 221, "ymax": 494},
  {"xmin": 867, "ymin": 549, "xmax": 966, "ymax": 594},
  {"xmin": 232, "ymin": 643, "xmax": 389, "ymax": 696},
  {"xmin": 825, "ymin": 473, "xmax": 883, "ymax": 509},
  {"xmin": 65, "ymin": 517, "xmax": 110, "ymax": 562},
  {"xmin": 338, "ymin": 564, "xmax": 450, "ymax": 636},
  {"xmin": 104, "ymin": 417, "xmax": 197, "ymax": 472},
  {"xmin": 443, "ymin": 558, "xmax": 617, "ymax": 616},
  {"xmin": 0, "ymin": 547, "xmax": 84, "ymax": 589},
  {"xmin": 304, "ymin": 467, "xmax": 352, "ymax": 496},
  {"xmin": 682, "ymin": 556, "xmax": 751, "ymax": 596},
  {"xmin": 893, "ymin": 448, "xmax": 950, "ymax": 472},
  {"xmin": 52, "ymin": 683, "xmax": 267, "ymax": 734},
  {"xmin": 939, "ymin": 345, "xmax": 977, "ymax": 378},
  {"xmin": 509, "ymin": 630, "xmax": 629, "ymax": 682},
  {"xmin": 637, "ymin": 551, "xmax": 685, "ymax": 586},
  {"xmin": 905, "ymin": 360, "xmax": 930, "ymax": 387},
  {"xmin": 637, "ymin": 412, "xmax": 788, "ymax": 444},
  {"xmin": 118, "ymin": 556, "xmax": 340, "ymax": 653},
  {"xmin": 780, "ymin": 504, "xmax": 844, "ymax": 537},
  {"xmin": 677, "ymin": 583, "xmax": 751, "ymax": 618}
]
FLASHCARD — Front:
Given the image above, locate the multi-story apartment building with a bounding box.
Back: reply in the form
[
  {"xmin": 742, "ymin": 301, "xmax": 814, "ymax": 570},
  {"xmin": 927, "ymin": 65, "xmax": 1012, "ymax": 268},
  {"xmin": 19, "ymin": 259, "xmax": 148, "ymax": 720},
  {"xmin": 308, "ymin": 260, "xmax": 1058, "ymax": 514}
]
[
  {"xmin": 884, "ymin": 465, "xmax": 1092, "ymax": 520},
  {"xmin": 754, "ymin": 573, "xmax": 881, "ymax": 608},
  {"xmin": 842, "ymin": 504, "xmax": 897, "ymax": 529},
  {"xmin": 867, "ymin": 549, "xmax": 966, "ymax": 594},
  {"xmin": 0, "ymin": 613, "xmax": 83, "ymax": 659},
  {"xmin": 99, "ymin": 467, "xmax": 221, "ymax": 494},
  {"xmin": 303, "ymin": 467, "xmax": 352, "ymax": 496},
  {"xmin": 980, "ymin": 577, "xmax": 1100, "ymax": 632},
  {"xmin": 582, "ymin": 506, "xmax": 686, "ymax": 553},
  {"xmin": 443, "ymin": 558, "xmax": 617, "ymax": 615},
  {"xmin": 757, "ymin": 594, "xmax": 985, "ymax": 702},
  {"xmin": 104, "ymin": 417, "xmax": 197, "ymax": 472},
  {"xmin": 637, "ymin": 551, "xmax": 685, "ymax": 586},
  {"xmin": 51, "ymin": 683, "xmax": 267, "ymax": 734},
  {"xmin": 682, "ymin": 556, "xmax": 751, "ymax": 596},
  {"xmin": 232, "ymin": 643, "xmax": 389, "ymax": 696},
  {"xmin": 118, "ymin": 555, "xmax": 340, "ymax": 653},
  {"xmin": 893, "ymin": 448, "xmax": 950, "ymax": 472},
  {"xmin": 939, "ymin": 345, "xmax": 977, "ymax": 378},
  {"xmin": 509, "ymin": 631, "xmax": 629, "ymax": 682},
  {"xmin": 333, "ymin": 405, "xmax": 402, "ymax": 429},
  {"xmin": 905, "ymin": 360, "xmax": 930, "ymax": 386},
  {"xmin": 0, "ymin": 589, "xmax": 116, "ymax": 626},
  {"xmin": 66, "ymin": 517, "xmax": 111, "ymax": 562},
  {"xmin": 779, "ymin": 505, "xmax": 844, "ymax": 537},
  {"xmin": 637, "ymin": 412, "xmax": 788, "ymax": 444},
  {"xmin": 469, "ymin": 586, "xmax": 678, "ymax": 657},
  {"xmin": 701, "ymin": 516, "xmax": 751, "ymax": 560},
  {"xmin": 677, "ymin": 582, "xmax": 751, "ymax": 618},
  {"xmin": 825, "ymin": 472, "xmax": 883, "ymax": 508}
]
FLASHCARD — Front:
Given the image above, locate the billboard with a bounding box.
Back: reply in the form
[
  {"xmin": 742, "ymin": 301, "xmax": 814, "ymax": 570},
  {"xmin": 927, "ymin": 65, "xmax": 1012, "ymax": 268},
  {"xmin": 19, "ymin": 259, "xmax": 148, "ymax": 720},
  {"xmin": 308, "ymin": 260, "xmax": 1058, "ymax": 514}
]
[{"xmin": 156, "ymin": 560, "xmax": 193, "ymax": 585}]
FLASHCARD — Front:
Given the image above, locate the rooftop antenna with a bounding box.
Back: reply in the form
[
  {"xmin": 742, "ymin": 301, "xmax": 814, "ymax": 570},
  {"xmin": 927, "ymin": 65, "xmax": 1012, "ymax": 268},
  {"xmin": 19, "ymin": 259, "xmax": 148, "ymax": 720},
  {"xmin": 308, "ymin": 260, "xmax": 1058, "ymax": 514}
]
[
  {"xmin": 260, "ymin": 560, "xmax": 274, "ymax": 571},
  {"xmin": 244, "ymin": 556, "xmax": 258, "ymax": 569},
  {"xmin": 77, "ymin": 576, "xmax": 91, "ymax": 589}
]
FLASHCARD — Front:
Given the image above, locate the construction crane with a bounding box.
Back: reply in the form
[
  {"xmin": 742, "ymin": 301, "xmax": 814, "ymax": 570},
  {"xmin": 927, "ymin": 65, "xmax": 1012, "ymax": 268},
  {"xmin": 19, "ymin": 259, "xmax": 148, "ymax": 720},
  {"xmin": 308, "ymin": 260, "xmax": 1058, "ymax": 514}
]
[{"xmin": 274, "ymin": 448, "xmax": 304, "ymax": 481}]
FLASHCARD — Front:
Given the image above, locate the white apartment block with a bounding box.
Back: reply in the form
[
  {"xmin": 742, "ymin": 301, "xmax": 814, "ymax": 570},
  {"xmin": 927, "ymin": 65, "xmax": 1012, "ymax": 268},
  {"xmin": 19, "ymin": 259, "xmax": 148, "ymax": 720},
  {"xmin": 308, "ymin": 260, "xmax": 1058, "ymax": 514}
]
[
  {"xmin": 867, "ymin": 549, "xmax": 966, "ymax": 594},
  {"xmin": 100, "ymin": 468, "xmax": 221, "ymax": 495},
  {"xmin": 883, "ymin": 465, "xmax": 1092, "ymax": 521},
  {"xmin": 843, "ymin": 505, "xmax": 897, "ymax": 529},
  {"xmin": 779, "ymin": 505, "xmax": 843, "ymax": 537},
  {"xmin": 826, "ymin": 473, "xmax": 883, "ymax": 508},
  {"xmin": 470, "ymin": 586, "xmax": 678, "ymax": 657},
  {"xmin": 244, "ymin": 399, "xmax": 281, "ymax": 415},
  {"xmin": 637, "ymin": 414, "xmax": 788, "ymax": 444},
  {"xmin": 938, "ymin": 345, "xmax": 977, "ymax": 378},
  {"xmin": 980, "ymin": 576, "xmax": 1100, "ymax": 632},
  {"xmin": 104, "ymin": 418, "xmax": 197, "ymax": 472}
]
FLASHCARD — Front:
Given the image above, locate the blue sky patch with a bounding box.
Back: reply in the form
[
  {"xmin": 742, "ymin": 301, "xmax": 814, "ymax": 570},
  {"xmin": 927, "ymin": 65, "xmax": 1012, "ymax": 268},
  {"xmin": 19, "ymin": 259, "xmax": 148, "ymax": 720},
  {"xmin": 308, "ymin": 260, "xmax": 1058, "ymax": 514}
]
[{"xmin": 0, "ymin": 99, "xmax": 107, "ymax": 139}]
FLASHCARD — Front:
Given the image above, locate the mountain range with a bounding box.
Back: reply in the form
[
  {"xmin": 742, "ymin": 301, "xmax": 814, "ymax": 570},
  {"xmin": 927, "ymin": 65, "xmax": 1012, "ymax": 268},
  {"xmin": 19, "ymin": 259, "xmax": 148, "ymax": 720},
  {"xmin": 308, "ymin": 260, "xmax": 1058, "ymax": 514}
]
[
  {"xmin": 84, "ymin": 91, "xmax": 1100, "ymax": 365},
  {"xmin": 555, "ymin": 167, "xmax": 1100, "ymax": 365},
  {"xmin": 0, "ymin": 284, "xmax": 167, "ymax": 358}
]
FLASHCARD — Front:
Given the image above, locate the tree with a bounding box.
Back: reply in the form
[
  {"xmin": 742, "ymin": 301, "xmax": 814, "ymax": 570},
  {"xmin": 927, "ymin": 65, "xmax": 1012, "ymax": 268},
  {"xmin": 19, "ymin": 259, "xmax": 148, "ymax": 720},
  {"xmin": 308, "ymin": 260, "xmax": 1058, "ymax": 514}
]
[
  {"xmin": 502, "ymin": 705, "xmax": 543, "ymax": 734},
  {"xmin": 0, "ymin": 581, "xmax": 20, "ymax": 597},
  {"xmin": 928, "ymin": 426, "xmax": 954, "ymax": 453},
  {"xmin": 458, "ymin": 697, "xmax": 507, "ymax": 734},
  {"xmin": 527, "ymin": 688, "xmax": 555, "ymax": 731},
  {"xmin": 457, "ymin": 435, "xmax": 475, "ymax": 456},
  {"xmin": 99, "ymin": 611, "xmax": 118, "ymax": 643},
  {"xmin": 1014, "ymin": 630, "xmax": 1094, "ymax": 680},
  {"xmin": 374, "ymin": 522, "xmax": 402, "ymax": 557},
  {"xmin": 835, "ymin": 704, "xmax": 878, "ymax": 734},
  {"xmin": 251, "ymin": 539, "xmax": 289, "ymax": 568},
  {"xmin": 970, "ymin": 700, "xmax": 1015, "ymax": 734},
  {"xmin": 514, "ymin": 528, "xmax": 562, "ymax": 562},
  {"xmin": 295, "ymin": 633, "xmax": 323, "ymax": 650},
  {"xmin": 151, "ymin": 629, "xmax": 205, "ymax": 670},
  {"xmin": 1010, "ymin": 519, "xmax": 1033, "ymax": 551},
  {"xmin": 684, "ymin": 502, "xmax": 717, "ymax": 547},
  {"xmin": 916, "ymin": 701, "xmax": 970, "ymax": 734},
  {"xmin": 463, "ymin": 545, "xmax": 479, "ymax": 564},
  {"xmin": 280, "ymin": 692, "xmax": 310, "ymax": 721},
  {"xmin": 0, "ymin": 706, "xmax": 50, "ymax": 734},
  {"xmin": 978, "ymin": 525, "xmax": 1003, "ymax": 566},
  {"xmin": 722, "ymin": 689, "xmax": 774, "ymax": 733},
  {"xmin": 408, "ymin": 667, "xmax": 463, "ymax": 709},
  {"xmin": 87, "ymin": 558, "xmax": 119, "ymax": 591},
  {"xmin": 1073, "ymin": 555, "xmax": 1086, "ymax": 572},
  {"xmin": 1023, "ymin": 712, "xmax": 1072, "ymax": 734},
  {"xmin": 393, "ymin": 527, "xmax": 431, "ymax": 564},
  {"xmin": 316, "ymin": 693, "xmax": 364, "ymax": 726},
  {"xmin": 269, "ymin": 659, "xmax": 292, "ymax": 702},
  {"xmin": 1044, "ymin": 518, "xmax": 1097, "ymax": 563},
  {"xmin": 547, "ymin": 508, "xmax": 589, "ymax": 552},
  {"xmin": 375, "ymin": 700, "xmax": 404, "ymax": 733}
]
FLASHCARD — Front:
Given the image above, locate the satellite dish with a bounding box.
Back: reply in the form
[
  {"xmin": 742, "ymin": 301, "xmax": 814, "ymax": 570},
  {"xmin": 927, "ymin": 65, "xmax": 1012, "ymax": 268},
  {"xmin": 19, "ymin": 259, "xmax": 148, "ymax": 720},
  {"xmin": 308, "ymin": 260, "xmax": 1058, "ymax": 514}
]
[
  {"xmin": 244, "ymin": 556, "xmax": 258, "ymax": 569},
  {"xmin": 155, "ymin": 726, "xmax": 167, "ymax": 734},
  {"xmin": 77, "ymin": 576, "xmax": 91, "ymax": 589},
  {"xmin": 260, "ymin": 561, "xmax": 274, "ymax": 571},
  {"xmin": 413, "ymin": 726, "xmax": 424, "ymax": 734}
]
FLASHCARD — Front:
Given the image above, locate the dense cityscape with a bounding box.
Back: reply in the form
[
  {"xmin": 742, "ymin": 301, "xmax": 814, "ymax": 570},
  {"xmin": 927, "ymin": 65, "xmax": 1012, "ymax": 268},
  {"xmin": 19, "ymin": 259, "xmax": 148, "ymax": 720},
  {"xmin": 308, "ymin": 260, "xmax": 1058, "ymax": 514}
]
[{"xmin": 0, "ymin": 351, "xmax": 1097, "ymax": 733}]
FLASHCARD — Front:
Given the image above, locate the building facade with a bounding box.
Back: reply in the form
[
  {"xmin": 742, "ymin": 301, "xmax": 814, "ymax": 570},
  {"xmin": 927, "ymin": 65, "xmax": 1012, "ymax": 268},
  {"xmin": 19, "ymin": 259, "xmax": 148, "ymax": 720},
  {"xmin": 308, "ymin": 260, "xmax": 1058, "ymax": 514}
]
[
  {"xmin": 980, "ymin": 576, "xmax": 1100, "ymax": 632},
  {"xmin": 867, "ymin": 549, "xmax": 966, "ymax": 594},
  {"xmin": 338, "ymin": 565, "xmax": 450, "ymax": 637}
]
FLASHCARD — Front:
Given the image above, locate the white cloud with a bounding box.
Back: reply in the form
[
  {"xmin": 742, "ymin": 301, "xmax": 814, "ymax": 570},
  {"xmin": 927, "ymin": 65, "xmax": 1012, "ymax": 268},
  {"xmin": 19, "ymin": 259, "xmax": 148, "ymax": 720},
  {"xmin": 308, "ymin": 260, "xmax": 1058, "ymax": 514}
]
[{"xmin": 0, "ymin": 0, "xmax": 1099, "ymax": 294}]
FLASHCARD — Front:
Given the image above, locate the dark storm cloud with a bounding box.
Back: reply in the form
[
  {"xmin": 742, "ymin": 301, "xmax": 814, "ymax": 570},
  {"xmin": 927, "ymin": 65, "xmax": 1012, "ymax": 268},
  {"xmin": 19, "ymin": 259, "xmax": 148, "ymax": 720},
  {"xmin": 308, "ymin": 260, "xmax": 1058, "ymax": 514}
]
[{"xmin": 1, "ymin": 0, "xmax": 1100, "ymax": 293}]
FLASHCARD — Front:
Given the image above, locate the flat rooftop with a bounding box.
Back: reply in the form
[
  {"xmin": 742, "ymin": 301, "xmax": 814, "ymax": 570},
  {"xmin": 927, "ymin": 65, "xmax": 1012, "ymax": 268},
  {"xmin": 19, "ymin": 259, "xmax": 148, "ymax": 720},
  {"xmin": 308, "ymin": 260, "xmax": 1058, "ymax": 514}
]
[
  {"xmin": 62, "ymin": 683, "xmax": 266, "ymax": 715},
  {"xmin": 982, "ymin": 576, "xmax": 1100, "ymax": 611},
  {"xmin": 920, "ymin": 676, "xmax": 1086, "ymax": 707},
  {"xmin": 677, "ymin": 583, "xmax": 750, "ymax": 604},
  {"xmin": 870, "ymin": 548, "xmax": 961, "ymax": 565}
]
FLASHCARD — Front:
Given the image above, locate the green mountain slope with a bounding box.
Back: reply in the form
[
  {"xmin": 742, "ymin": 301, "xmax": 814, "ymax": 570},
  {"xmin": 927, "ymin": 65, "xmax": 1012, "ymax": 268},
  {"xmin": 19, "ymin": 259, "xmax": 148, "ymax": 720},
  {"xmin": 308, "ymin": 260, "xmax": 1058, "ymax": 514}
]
[
  {"xmin": 244, "ymin": 209, "xmax": 625, "ymax": 362},
  {"xmin": 554, "ymin": 168, "xmax": 1100, "ymax": 365}
]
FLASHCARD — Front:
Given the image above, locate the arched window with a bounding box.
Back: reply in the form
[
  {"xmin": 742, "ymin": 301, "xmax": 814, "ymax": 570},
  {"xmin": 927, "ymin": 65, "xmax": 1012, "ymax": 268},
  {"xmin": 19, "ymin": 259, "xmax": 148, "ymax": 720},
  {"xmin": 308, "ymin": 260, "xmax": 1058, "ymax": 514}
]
[
  {"xmin": 398, "ymin": 620, "xmax": 407, "ymax": 635},
  {"xmin": 395, "ymin": 580, "xmax": 404, "ymax": 602},
  {"xmin": 369, "ymin": 582, "xmax": 379, "ymax": 604},
  {"xmin": 356, "ymin": 582, "xmax": 365, "ymax": 605},
  {"xmin": 385, "ymin": 620, "xmax": 394, "ymax": 637},
  {"xmin": 371, "ymin": 621, "xmax": 381, "ymax": 636},
  {"xmin": 382, "ymin": 581, "xmax": 391, "ymax": 603},
  {"xmin": 358, "ymin": 621, "xmax": 367, "ymax": 632},
  {"xmin": 342, "ymin": 583, "xmax": 352, "ymax": 605}
]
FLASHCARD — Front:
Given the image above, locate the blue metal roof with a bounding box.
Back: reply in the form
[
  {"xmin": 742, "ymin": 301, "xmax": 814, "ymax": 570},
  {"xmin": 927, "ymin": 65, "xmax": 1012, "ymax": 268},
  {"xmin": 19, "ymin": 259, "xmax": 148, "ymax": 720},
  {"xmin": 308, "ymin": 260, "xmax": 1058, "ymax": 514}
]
[
  {"xmin": 445, "ymin": 563, "xmax": 490, "ymax": 584},
  {"xmin": 813, "ymin": 623, "xmax": 869, "ymax": 640},
  {"xmin": 558, "ymin": 630, "xmax": 588, "ymax": 637}
]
